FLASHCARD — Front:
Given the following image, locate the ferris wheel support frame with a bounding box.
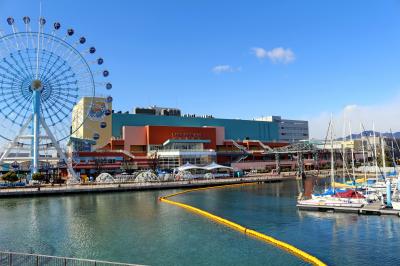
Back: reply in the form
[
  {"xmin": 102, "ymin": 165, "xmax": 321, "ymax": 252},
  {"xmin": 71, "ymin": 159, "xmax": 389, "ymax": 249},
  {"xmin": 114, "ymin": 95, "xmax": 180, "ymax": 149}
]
[
  {"xmin": 32, "ymin": 89, "xmax": 40, "ymax": 174},
  {"xmin": 0, "ymin": 113, "xmax": 79, "ymax": 181}
]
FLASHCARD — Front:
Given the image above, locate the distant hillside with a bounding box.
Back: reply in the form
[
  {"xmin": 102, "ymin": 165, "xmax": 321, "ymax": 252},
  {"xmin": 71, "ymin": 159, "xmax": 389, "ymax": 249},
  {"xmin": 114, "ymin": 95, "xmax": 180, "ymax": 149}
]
[{"xmin": 337, "ymin": 131, "xmax": 400, "ymax": 140}]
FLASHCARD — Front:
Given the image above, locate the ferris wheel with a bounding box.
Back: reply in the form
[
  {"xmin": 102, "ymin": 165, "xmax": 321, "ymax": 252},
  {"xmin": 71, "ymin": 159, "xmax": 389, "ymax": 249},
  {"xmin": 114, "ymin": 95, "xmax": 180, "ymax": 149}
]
[{"xmin": 0, "ymin": 16, "xmax": 112, "ymax": 179}]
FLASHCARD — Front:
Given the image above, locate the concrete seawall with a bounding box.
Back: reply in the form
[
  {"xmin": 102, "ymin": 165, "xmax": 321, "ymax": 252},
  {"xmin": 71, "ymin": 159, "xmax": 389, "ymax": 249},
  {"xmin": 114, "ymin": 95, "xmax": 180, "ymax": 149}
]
[{"xmin": 0, "ymin": 175, "xmax": 294, "ymax": 198}]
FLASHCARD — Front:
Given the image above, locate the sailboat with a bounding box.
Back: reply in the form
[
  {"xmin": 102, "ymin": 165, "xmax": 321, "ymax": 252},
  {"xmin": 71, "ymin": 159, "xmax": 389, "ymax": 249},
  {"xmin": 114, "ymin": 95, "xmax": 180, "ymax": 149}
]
[{"xmin": 298, "ymin": 118, "xmax": 367, "ymax": 207}]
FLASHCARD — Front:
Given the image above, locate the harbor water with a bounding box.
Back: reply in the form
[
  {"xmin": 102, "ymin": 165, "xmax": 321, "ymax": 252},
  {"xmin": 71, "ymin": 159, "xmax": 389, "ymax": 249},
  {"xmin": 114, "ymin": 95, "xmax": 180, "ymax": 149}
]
[{"xmin": 0, "ymin": 180, "xmax": 399, "ymax": 265}]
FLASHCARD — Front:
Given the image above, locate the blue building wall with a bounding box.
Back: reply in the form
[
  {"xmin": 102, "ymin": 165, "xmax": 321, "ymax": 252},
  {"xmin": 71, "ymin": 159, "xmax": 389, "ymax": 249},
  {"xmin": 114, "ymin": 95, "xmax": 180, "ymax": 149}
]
[{"xmin": 112, "ymin": 113, "xmax": 279, "ymax": 142}]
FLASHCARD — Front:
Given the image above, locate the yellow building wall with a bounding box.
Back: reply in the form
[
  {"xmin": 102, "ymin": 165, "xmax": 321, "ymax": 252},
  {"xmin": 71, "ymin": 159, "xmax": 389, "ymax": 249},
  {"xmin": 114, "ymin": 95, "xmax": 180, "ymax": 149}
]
[{"xmin": 71, "ymin": 97, "xmax": 112, "ymax": 150}]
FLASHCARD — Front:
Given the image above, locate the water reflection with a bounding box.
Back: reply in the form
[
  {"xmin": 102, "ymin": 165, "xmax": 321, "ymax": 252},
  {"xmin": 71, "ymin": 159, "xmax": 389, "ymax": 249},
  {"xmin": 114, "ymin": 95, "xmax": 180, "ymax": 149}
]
[
  {"xmin": 0, "ymin": 190, "xmax": 303, "ymax": 266},
  {"xmin": 177, "ymin": 181, "xmax": 400, "ymax": 266}
]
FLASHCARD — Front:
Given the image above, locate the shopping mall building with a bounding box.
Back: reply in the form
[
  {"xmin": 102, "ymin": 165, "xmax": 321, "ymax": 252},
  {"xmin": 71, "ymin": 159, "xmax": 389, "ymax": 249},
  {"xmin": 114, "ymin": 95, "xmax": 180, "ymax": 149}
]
[{"xmin": 69, "ymin": 99, "xmax": 309, "ymax": 174}]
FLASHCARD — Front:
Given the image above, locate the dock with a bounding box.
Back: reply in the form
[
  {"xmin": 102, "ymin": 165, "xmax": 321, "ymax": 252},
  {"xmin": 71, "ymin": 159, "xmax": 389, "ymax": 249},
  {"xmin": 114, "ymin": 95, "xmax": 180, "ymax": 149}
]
[
  {"xmin": 0, "ymin": 175, "xmax": 293, "ymax": 198},
  {"xmin": 297, "ymin": 202, "xmax": 400, "ymax": 216}
]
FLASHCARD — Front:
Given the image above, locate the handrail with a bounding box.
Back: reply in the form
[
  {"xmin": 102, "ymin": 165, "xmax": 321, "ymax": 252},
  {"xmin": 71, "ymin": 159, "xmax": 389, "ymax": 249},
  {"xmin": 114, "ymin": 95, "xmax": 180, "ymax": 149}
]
[{"xmin": 0, "ymin": 251, "xmax": 142, "ymax": 265}]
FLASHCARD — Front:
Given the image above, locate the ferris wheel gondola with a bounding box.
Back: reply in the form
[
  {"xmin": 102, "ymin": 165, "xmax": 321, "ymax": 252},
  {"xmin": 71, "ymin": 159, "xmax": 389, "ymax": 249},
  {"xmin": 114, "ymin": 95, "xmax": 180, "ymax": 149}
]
[{"xmin": 0, "ymin": 16, "xmax": 112, "ymax": 180}]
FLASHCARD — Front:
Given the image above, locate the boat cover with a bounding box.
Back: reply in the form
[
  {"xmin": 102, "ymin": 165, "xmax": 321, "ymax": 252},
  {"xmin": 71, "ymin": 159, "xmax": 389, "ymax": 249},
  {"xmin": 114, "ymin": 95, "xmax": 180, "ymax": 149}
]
[{"xmin": 333, "ymin": 190, "xmax": 365, "ymax": 198}]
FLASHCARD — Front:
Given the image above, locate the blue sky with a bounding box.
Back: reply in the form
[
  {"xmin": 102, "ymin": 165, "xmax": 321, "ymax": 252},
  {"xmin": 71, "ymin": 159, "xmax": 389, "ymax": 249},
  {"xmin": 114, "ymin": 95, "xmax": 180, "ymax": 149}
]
[{"xmin": 2, "ymin": 0, "xmax": 400, "ymax": 137}]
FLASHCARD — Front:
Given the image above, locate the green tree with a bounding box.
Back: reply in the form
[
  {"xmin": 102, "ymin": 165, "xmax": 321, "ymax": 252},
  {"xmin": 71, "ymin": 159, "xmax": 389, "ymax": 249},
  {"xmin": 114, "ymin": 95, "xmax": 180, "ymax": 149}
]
[
  {"xmin": 1, "ymin": 171, "xmax": 19, "ymax": 183},
  {"xmin": 31, "ymin": 172, "xmax": 45, "ymax": 181}
]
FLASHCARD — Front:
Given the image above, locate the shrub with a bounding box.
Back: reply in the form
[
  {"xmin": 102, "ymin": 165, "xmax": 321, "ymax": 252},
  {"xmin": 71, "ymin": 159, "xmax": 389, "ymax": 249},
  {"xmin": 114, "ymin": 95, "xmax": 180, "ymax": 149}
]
[
  {"xmin": 1, "ymin": 171, "xmax": 18, "ymax": 183},
  {"xmin": 31, "ymin": 172, "xmax": 45, "ymax": 181}
]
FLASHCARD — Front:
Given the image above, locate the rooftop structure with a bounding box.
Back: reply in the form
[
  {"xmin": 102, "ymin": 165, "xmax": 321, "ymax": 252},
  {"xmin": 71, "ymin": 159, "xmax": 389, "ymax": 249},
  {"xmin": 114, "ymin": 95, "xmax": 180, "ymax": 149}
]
[{"xmin": 255, "ymin": 116, "xmax": 309, "ymax": 143}]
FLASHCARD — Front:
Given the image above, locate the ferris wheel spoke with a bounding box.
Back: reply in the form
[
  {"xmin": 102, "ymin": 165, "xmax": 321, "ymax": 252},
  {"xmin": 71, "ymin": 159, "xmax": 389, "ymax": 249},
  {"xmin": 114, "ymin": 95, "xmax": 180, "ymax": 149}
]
[
  {"xmin": 10, "ymin": 23, "xmax": 28, "ymax": 51},
  {"xmin": 0, "ymin": 64, "xmax": 26, "ymax": 83},
  {"xmin": 0, "ymin": 89, "xmax": 24, "ymax": 98},
  {"xmin": 45, "ymin": 67, "xmax": 74, "ymax": 84},
  {"xmin": 9, "ymin": 53, "xmax": 31, "ymax": 78},
  {"xmin": 0, "ymin": 73, "xmax": 22, "ymax": 85},
  {"xmin": 1, "ymin": 59, "xmax": 28, "ymax": 81},
  {"xmin": 0, "ymin": 31, "xmax": 12, "ymax": 53},
  {"xmin": 18, "ymin": 96, "xmax": 33, "ymax": 126},
  {"xmin": 68, "ymin": 53, "xmax": 89, "ymax": 68},
  {"xmin": 44, "ymin": 91, "xmax": 76, "ymax": 107},
  {"xmin": 48, "ymin": 93, "xmax": 77, "ymax": 107},
  {"xmin": 43, "ymin": 102, "xmax": 68, "ymax": 125},
  {"xmin": 41, "ymin": 62, "xmax": 71, "ymax": 83},
  {"xmin": 2, "ymin": 95, "xmax": 29, "ymax": 114},
  {"xmin": 0, "ymin": 71, "xmax": 25, "ymax": 84},
  {"xmin": 49, "ymin": 101, "xmax": 72, "ymax": 118},
  {"xmin": 38, "ymin": 55, "xmax": 62, "ymax": 81},
  {"xmin": 16, "ymin": 51, "xmax": 35, "ymax": 79},
  {"xmin": 21, "ymin": 52, "xmax": 36, "ymax": 78},
  {"xmin": 37, "ymin": 52, "xmax": 58, "ymax": 81}
]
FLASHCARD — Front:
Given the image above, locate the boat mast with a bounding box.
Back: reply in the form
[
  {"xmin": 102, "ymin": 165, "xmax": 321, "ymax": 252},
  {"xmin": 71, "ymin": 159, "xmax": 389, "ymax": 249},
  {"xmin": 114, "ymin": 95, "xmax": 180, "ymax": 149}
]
[
  {"xmin": 373, "ymin": 122, "xmax": 378, "ymax": 182},
  {"xmin": 349, "ymin": 122, "xmax": 355, "ymax": 180},
  {"xmin": 381, "ymin": 135, "xmax": 386, "ymax": 180},
  {"xmin": 360, "ymin": 123, "xmax": 367, "ymax": 182},
  {"xmin": 330, "ymin": 116, "xmax": 335, "ymax": 190},
  {"xmin": 342, "ymin": 114, "xmax": 346, "ymax": 183}
]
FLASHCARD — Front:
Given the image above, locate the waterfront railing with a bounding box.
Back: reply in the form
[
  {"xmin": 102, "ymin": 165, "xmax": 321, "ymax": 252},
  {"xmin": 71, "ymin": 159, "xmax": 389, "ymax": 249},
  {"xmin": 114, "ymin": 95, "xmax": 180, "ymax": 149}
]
[
  {"xmin": 0, "ymin": 175, "xmax": 293, "ymax": 196},
  {"xmin": 0, "ymin": 251, "xmax": 140, "ymax": 266}
]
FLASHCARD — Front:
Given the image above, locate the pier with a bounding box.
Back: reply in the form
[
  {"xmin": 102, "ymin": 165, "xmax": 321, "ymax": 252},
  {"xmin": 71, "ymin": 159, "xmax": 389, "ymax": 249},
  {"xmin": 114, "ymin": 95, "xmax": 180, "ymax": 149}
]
[
  {"xmin": 297, "ymin": 202, "xmax": 400, "ymax": 216},
  {"xmin": 0, "ymin": 175, "xmax": 293, "ymax": 198}
]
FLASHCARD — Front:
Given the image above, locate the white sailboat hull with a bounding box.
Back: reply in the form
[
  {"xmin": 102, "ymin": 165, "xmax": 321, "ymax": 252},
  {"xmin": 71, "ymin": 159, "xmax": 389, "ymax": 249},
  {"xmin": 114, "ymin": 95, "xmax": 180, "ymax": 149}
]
[{"xmin": 392, "ymin": 201, "xmax": 400, "ymax": 211}]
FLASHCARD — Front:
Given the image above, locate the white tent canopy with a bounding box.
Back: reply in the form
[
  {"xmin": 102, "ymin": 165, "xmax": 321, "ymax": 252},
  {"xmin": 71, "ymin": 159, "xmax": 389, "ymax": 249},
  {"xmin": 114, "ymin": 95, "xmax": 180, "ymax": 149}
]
[
  {"xmin": 176, "ymin": 162, "xmax": 204, "ymax": 172},
  {"xmin": 175, "ymin": 162, "xmax": 233, "ymax": 172},
  {"xmin": 203, "ymin": 162, "xmax": 233, "ymax": 171}
]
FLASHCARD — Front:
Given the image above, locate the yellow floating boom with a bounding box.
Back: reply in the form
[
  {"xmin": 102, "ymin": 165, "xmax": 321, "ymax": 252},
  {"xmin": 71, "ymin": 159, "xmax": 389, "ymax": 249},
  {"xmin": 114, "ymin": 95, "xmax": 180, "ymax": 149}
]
[{"xmin": 159, "ymin": 183, "xmax": 326, "ymax": 266}]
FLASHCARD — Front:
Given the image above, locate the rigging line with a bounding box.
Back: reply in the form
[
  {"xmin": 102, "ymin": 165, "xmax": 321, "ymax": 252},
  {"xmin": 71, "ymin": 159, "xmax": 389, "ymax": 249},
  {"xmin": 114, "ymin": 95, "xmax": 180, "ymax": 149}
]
[
  {"xmin": 360, "ymin": 123, "xmax": 385, "ymax": 178},
  {"xmin": 390, "ymin": 129, "xmax": 400, "ymax": 152},
  {"xmin": 316, "ymin": 119, "xmax": 331, "ymax": 176}
]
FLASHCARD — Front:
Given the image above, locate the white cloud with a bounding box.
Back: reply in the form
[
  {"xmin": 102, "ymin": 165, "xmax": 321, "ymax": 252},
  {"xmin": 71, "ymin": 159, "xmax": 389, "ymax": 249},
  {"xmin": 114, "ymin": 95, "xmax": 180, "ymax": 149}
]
[
  {"xmin": 212, "ymin": 65, "xmax": 241, "ymax": 74},
  {"xmin": 251, "ymin": 47, "xmax": 295, "ymax": 64},
  {"xmin": 308, "ymin": 94, "xmax": 400, "ymax": 139}
]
